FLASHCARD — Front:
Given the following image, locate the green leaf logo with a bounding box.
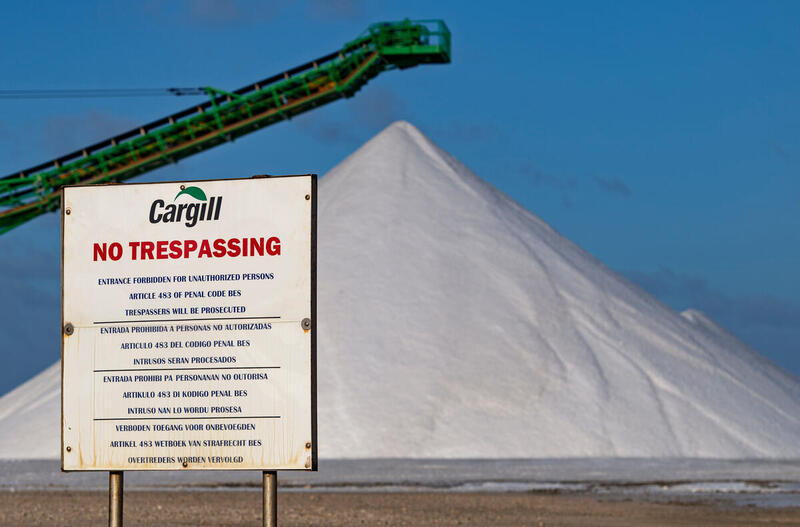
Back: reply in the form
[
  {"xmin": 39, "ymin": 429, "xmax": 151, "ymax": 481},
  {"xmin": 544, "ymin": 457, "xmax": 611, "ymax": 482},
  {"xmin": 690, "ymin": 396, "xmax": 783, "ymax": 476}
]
[{"xmin": 174, "ymin": 186, "xmax": 207, "ymax": 201}]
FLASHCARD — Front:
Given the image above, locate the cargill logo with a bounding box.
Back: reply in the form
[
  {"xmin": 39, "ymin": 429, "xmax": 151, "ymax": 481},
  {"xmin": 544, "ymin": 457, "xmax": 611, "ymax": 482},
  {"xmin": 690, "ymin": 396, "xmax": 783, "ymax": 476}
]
[{"xmin": 149, "ymin": 186, "xmax": 222, "ymax": 227}]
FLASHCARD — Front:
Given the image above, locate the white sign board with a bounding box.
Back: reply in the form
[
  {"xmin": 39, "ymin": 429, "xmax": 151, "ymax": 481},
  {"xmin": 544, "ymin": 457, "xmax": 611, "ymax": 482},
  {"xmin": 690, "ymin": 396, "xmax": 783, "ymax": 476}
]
[{"xmin": 61, "ymin": 176, "xmax": 316, "ymax": 471}]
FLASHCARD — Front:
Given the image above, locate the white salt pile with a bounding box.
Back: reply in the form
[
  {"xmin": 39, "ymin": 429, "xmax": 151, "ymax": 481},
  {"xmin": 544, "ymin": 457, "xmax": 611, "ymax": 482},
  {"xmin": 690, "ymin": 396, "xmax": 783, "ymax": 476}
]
[{"xmin": 1, "ymin": 121, "xmax": 798, "ymax": 459}]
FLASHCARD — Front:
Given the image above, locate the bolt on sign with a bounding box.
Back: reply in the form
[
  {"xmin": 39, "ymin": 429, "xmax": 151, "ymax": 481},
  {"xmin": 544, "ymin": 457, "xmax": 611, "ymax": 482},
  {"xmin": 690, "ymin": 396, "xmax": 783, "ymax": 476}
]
[{"xmin": 61, "ymin": 176, "xmax": 317, "ymax": 471}]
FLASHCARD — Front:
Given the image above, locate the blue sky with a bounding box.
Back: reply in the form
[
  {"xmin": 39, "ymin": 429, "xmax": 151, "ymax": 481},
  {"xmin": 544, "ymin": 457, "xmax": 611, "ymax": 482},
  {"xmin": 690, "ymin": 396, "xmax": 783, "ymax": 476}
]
[{"xmin": 0, "ymin": 0, "xmax": 799, "ymax": 394}]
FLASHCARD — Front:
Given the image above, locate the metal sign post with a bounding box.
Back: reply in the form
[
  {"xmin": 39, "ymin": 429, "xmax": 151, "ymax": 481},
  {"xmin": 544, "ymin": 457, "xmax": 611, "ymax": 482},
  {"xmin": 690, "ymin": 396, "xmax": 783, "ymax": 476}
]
[
  {"xmin": 109, "ymin": 471, "xmax": 123, "ymax": 527},
  {"xmin": 263, "ymin": 471, "xmax": 278, "ymax": 527}
]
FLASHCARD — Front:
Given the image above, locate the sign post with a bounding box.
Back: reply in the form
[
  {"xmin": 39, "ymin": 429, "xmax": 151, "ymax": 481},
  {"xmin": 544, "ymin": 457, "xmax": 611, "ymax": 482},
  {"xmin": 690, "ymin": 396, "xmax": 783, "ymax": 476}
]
[
  {"xmin": 263, "ymin": 471, "xmax": 278, "ymax": 527},
  {"xmin": 109, "ymin": 471, "xmax": 123, "ymax": 527},
  {"xmin": 61, "ymin": 175, "xmax": 317, "ymax": 526}
]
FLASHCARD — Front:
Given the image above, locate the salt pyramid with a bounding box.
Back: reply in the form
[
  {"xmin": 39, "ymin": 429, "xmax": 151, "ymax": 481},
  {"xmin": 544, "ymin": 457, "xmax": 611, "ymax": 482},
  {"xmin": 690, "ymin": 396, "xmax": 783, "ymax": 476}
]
[{"xmin": 1, "ymin": 121, "xmax": 798, "ymax": 459}]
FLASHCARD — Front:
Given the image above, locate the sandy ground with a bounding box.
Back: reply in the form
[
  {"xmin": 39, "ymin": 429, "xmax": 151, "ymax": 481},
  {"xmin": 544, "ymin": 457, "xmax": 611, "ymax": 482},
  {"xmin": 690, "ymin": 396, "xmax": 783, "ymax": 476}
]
[{"xmin": 0, "ymin": 491, "xmax": 798, "ymax": 526}]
